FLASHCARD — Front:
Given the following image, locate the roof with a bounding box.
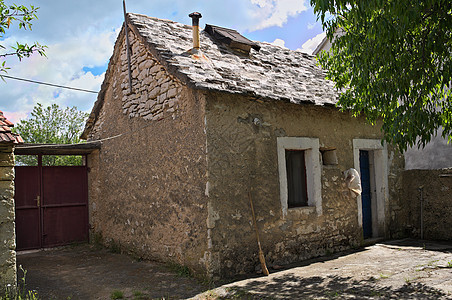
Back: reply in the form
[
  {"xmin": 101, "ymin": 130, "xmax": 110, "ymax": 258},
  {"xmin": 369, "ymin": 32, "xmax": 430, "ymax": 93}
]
[
  {"xmin": 128, "ymin": 13, "xmax": 338, "ymax": 106},
  {"xmin": 0, "ymin": 111, "xmax": 23, "ymax": 144},
  {"xmin": 82, "ymin": 13, "xmax": 339, "ymax": 139},
  {"xmin": 312, "ymin": 35, "xmax": 329, "ymax": 56},
  {"xmin": 15, "ymin": 142, "xmax": 101, "ymax": 155}
]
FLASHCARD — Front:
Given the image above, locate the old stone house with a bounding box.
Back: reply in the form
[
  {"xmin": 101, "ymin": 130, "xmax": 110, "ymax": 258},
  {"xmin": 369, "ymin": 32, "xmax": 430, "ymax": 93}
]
[
  {"xmin": 0, "ymin": 111, "xmax": 23, "ymax": 291},
  {"xmin": 81, "ymin": 13, "xmax": 405, "ymax": 278}
]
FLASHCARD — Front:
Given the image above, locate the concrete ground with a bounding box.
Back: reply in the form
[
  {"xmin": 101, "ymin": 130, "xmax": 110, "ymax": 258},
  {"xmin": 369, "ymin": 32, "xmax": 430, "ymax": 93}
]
[
  {"xmin": 16, "ymin": 239, "xmax": 452, "ymax": 300},
  {"xmin": 193, "ymin": 239, "xmax": 452, "ymax": 300}
]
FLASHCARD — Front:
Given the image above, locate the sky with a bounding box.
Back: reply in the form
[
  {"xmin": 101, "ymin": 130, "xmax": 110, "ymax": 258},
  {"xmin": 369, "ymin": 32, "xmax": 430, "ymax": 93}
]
[{"xmin": 0, "ymin": 0, "xmax": 326, "ymax": 123}]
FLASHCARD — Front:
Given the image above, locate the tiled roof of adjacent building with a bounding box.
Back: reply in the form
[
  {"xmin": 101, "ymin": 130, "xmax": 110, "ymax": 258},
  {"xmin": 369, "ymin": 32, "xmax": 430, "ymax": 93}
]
[
  {"xmin": 128, "ymin": 13, "xmax": 338, "ymax": 106},
  {"xmin": 0, "ymin": 111, "xmax": 23, "ymax": 144}
]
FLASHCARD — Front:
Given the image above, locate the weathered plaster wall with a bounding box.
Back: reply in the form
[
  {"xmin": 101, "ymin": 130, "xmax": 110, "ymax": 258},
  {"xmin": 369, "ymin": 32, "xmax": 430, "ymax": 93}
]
[
  {"xmin": 0, "ymin": 145, "xmax": 16, "ymax": 292},
  {"xmin": 87, "ymin": 28, "xmax": 208, "ymax": 275},
  {"xmin": 404, "ymin": 128, "xmax": 452, "ymax": 170},
  {"xmin": 204, "ymin": 93, "xmax": 404, "ymax": 278},
  {"xmin": 397, "ymin": 169, "xmax": 452, "ymax": 240}
]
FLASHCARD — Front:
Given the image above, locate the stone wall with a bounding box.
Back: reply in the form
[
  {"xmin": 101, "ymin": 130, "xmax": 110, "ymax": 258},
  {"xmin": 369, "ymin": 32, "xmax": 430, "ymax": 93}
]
[
  {"xmin": 0, "ymin": 145, "xmax": 16, "ymax": 292},
  {"xmin": 87, "ymin": 26, "xmax": 209, "ymax": 275},
  {"xmin": 398, "ymin": 169, "xmax": 452, "ymax": 240},
  {"xmin": 204, "ymin": 93, "xmax": 405, "ymax": 278}
]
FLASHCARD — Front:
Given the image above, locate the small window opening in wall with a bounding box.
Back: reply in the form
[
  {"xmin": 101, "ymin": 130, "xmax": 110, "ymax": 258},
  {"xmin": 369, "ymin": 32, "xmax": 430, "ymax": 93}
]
[
  {"xmin": 320, "ymin": 148, "xmax": 338, "ymax": 166},
  {"xmin": 285, "ymin": 150, "xmax": 308, "ymax": 207}
]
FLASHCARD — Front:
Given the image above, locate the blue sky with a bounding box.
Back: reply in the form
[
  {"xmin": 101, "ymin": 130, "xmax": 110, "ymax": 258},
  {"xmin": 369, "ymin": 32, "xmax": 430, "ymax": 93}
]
[{"xmin": 0, "ymin": 0, "xmax": 326, "ymax": 123}]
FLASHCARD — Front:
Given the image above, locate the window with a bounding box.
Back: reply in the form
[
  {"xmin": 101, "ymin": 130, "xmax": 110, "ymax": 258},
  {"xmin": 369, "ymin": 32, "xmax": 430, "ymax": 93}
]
[
  {"xmin": 277, "ymin": 137, "xmax": 322, "ymax": 216},
  {"xmin": 285, "ymin": 150, "xmax": 308, "ymax": 207}
]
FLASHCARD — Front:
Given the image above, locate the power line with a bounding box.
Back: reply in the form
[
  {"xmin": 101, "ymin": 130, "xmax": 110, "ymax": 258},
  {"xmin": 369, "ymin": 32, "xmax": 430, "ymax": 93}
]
[
  {"xmin": 1, "ymin": 75, "xmax": 98, "ymax": 94},
  {"xmin": 16, "ymin": 117, "xmax": 165, "ymax": 149}
]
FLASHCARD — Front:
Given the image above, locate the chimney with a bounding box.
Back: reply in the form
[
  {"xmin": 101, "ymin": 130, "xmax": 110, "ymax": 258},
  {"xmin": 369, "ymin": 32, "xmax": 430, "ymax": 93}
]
[{"xmin": 189, "ymin": 12, "xmax": 202, "ymax": 49}]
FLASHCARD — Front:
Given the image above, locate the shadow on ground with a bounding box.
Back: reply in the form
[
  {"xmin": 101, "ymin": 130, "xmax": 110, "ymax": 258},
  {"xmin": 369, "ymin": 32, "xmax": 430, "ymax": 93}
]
[{"xmin": 216, "ymin": 274, "xmax": 447, "ymax": 299}]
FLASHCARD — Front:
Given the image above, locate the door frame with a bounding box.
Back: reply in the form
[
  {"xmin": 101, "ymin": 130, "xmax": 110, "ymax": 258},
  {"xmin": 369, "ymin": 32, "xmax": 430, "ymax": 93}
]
[{"xmin": 353, "ymin": 139, "xmax": 388, "ymax": 239}]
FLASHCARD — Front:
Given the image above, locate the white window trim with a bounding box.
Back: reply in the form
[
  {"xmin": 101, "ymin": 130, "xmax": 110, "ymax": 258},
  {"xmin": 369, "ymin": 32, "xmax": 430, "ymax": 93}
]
[{"xmin": 277, "ymin": 137, "xmax": 322, "ymax": 217}]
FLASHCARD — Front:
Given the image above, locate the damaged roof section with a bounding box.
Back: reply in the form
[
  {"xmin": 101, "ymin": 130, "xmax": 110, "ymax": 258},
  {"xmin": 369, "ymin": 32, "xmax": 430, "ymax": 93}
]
[
  {"xmin": 0, "ymin": 111, "xmax": 23, "ymax": 144},
  {"xmin": 127, "ymin": 13, "xmax": 339, "ymax": 106}
]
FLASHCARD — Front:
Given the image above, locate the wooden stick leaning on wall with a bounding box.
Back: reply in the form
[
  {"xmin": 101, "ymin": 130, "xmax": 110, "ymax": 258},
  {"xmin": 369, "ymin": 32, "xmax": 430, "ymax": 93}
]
[{"xmin": 248, "ymin": 190, "xmax": 270, "ymax": 276}]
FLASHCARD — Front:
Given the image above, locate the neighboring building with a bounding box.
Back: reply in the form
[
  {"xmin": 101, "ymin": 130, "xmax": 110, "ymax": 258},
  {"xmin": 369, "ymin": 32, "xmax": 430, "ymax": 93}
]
[
  {"xmin": 0, "ymin": 111, "xmax": 23, "ymax": 292},
  {"xmin": 82, "ymin": 13, "xmax": 404, "ymax": 278},
  {"xmin": 313, "ymin": 34, "xmax": 452, "ymax": 170}
]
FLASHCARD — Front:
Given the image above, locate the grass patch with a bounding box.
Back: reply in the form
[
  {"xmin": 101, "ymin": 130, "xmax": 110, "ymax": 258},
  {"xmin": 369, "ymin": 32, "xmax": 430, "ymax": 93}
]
[
  {"xmin": 167, "ymin": 263, "xmax": 191, "ymax": 277},
  {"xmin": 109, "ymin": 239, "xmax": 122, "ymax": 254},
  {"xmin": 110, "ymin": 290, "xmax": 124, "ymax": 299},
  {"xmin": 132, "ymin": 290, "xmax": 149, "ymax": 300},
  {"xmin": 1, "ymin": 266, "xmax": 40, "ymax": 300}
]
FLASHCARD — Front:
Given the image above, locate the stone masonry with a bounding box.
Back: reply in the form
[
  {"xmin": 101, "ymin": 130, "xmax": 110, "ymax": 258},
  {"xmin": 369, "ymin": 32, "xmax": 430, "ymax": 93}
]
[
  {"xmin": 0, "ymin": 145, "xmax": 16, "ymax": 292},
  {"xmin": 85, "ymin": 23, "xmax": 208, "ymax": 275},
  {"xmin": 88, "ymin": 29, "xmax": 184, "ymax": 139},
  {"xmin": 398, "ymin": 169, "xmax": 452, "ymax": 240},
  {"xmin": 0, "ymin": 111, "xmax": 23, "ymax": 293}
]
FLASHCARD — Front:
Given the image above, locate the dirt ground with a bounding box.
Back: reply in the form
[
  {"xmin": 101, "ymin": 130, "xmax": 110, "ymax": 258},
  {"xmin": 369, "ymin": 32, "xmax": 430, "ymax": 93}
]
[
  {"xmin": 17, "ymin": 244, "xmax": 207, "ymax": 299},
  {"xmin": 17, "ymin": 239, "xmax": 452, "ymax": 300}
]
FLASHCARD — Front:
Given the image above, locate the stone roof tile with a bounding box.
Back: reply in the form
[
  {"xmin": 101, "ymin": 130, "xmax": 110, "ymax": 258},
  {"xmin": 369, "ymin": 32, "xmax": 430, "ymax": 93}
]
[{"xmin": 128, "ymin": 13, "xmax": 339, "ymax": 106}]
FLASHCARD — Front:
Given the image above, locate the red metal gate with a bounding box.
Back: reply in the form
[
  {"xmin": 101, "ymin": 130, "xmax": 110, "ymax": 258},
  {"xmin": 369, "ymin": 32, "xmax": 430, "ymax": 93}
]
[{"xmin": 15, "ymin": 162, "xmax": 89, "ymax": 251}]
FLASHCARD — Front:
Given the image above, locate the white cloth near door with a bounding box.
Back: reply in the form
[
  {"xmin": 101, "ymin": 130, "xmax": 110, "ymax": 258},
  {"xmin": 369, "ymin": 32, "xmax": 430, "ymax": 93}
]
[{"xmin": 344, "ymin": 168, "xmax": 362, "ymax": 198}]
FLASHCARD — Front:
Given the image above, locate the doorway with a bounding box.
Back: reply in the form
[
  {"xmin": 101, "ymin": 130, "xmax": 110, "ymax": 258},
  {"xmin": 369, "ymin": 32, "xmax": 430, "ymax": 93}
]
[{"xmin": 353, "ymin": 139, "xmax": 388, "ymax": 240}]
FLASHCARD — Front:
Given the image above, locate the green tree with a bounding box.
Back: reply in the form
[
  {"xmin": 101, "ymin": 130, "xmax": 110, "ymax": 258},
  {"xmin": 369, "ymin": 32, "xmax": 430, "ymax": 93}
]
[
  {"xmin": 311, "ymin": 0, "xmax": 452, "ymax": 151},
  {"xmin": 12, "ymin": 103, "xmax": 88, "ymax": 166},
  {"xmin": 0, "ymin": 1, "xmax": 46, "ymax": 75}
]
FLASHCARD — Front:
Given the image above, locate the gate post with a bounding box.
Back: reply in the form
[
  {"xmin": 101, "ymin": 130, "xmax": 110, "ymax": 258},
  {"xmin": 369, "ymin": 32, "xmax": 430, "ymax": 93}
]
[{"xmin": 0, "ymin": 111, "xmax": 23, "ymax": 294}]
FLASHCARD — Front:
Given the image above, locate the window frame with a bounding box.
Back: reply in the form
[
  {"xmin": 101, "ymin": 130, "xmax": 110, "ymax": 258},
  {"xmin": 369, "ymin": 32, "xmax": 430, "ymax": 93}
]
[
  {"xmin": 277, "ymin": 137, "xmax": 322, "ymax": 217},
  {"xmin": 285, "ymin": 149, "xmax": 308, "ymax": 208}
]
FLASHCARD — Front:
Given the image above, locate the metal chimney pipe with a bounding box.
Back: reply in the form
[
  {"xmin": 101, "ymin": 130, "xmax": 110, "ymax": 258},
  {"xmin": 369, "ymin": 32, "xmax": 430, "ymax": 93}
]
[{"xmin": 189, "ymin": 12, "xmax": 202, "ymax": 49}]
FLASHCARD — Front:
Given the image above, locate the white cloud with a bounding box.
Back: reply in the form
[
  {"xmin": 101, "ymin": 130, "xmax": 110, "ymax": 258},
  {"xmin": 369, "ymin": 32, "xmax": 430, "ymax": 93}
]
[
  {"xmin": 297, "ymin": 31, "xmax": 326, "ymax": 55},
  {"xmin": 307, "ymin": 22, "xmax": 316, "ymax": 30},
  {"xmin": 249, "ymin": 0, "xmax": 308, "ymax": 30},
  {"xmin": 1, "ymin": 28, "xmax": 116, "ymax": 120},
  {"xmin": 270, "ymin": 38, "xmax": 287, "ymax": 48}
]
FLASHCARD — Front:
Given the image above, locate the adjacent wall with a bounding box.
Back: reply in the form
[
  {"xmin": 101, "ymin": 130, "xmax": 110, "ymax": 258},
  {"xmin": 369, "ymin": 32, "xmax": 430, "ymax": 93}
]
[
  {"xmin": 204, "ymin": 93, "xmax": 405, "ymax": 278},
  {"xmin": 86, "ymin": 27, "xmax": 209, "ymax": 274},
  {"xmin": 0, "ymin": 145, "xmax": 16, "ymax": 291},
  {"xmin": 398, "ymin": 169, "xmax": 452, "ymax": 240}
]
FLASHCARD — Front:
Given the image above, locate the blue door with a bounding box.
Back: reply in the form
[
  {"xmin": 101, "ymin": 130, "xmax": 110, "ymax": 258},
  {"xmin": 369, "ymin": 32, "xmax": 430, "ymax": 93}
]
[{"xmin": 359, "ymin": 150, "xmax": 372, "ymax": 239}]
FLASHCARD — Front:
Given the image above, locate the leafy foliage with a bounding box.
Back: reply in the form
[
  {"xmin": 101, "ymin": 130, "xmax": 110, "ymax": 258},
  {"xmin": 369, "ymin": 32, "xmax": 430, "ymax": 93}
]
[
  {"xmin": 12, "ymin": 103, "xmax": 88, "ymax": 166},
  {"xmin": 311, "ymin": 0, "xmax": 452, "ymax": 151},
  {"xmin": 0, "ymin": 1, "xmax": 46, "ymax": 75}
]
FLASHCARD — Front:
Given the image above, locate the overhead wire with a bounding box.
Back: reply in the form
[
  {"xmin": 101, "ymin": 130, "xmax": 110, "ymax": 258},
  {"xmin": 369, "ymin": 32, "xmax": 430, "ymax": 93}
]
[
  {"xmin": 1, "ymin": 75, "xmax": 99, "ymax": 94},
  {"xmin": 16, "ymin": 118, "xmax": 163, "ymax": 149}
]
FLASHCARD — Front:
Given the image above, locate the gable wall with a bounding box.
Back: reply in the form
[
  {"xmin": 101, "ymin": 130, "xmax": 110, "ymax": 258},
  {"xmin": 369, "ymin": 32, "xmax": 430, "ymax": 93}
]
[
  {"xmin": 204, "ymin": 93, "xmax": 404, "ymax": 278},
  {"xmin": 86, "ymin": 28, "xmax": 209, "ymax": 275}
]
